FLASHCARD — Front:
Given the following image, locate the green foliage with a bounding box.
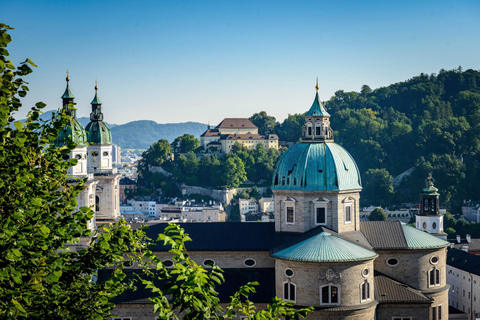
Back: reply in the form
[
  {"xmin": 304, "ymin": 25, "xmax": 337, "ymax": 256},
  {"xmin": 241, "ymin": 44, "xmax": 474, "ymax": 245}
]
[
  {"xmin": 368, "ymin": 208, "xmax": 387, "ymax": 221},
  {"xmin": 249, "ymin": 111, "xmax": 276, "ymax": 135},
  {"xmin": 0, "ymin": 24, "xmax": 149, "ymax": 319},
  {"xmin": 221, "ymin": 155, "xmax": 247, "ymax": 188},
  {"xmin": 362, "ymin": 169, "xmax": 394, "ymax": 207},
  {"xmin": 171, "ymin": 134, "xmax": 200, "ymax": 153},
  {"xmin": 142, "ymin": 224, "xmax": 313, "ymax": 319},
  {"xmin": 274, "ymin": 113, "xmax": 304, "ymax": 142}
]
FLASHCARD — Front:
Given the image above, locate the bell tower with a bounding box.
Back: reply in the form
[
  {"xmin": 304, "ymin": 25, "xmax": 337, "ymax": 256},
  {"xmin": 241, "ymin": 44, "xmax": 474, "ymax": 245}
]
[{"xmin": 415, "ymin": 174, "xmax": 446, "ymax": 239}]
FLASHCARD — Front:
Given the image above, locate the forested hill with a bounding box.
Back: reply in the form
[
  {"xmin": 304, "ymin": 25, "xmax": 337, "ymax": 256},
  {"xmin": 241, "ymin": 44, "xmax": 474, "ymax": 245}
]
[
  {"xmin": 321, "ymin": 68, "xmax": 480, "ymax": 210},
  {"xmin": 111, "ymin": 120, "xmax": 207, "ymax": 149}
]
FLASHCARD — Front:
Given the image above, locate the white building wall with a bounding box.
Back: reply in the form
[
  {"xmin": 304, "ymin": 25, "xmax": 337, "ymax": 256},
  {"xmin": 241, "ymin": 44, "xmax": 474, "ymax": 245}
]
[
  {"xmin": 68, "ymin": 145, "xmax": 88, "ymax": 177},
  {"xmin": 447, "ymin": 264, "xmax": 480, "ymax": 318},
  {"xmin": 239, "ymin": 199, "xmax": 258, "ymax": 215}
]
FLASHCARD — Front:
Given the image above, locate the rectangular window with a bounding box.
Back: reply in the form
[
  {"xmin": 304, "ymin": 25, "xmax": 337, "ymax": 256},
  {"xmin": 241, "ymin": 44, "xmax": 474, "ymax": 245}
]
[
  {"xmin": 429, "ymin": 268, "xmax": 440, "ymax": 287},
  {"xmin": 283, "ymin": 282, "xmax": 296, "ymax": 302},
  {"xmin": 286, "ymin": 206, "xmax": 295, "ymax": 224},
  {"xmin": 345, "ymin": 204, "xmax": 352, "ymax": 224},
  {"xmin": 308, "ymin": 127, "xmax": 312, "ymax": 136},
  {"xmin": 316, "ymin": 207, "xmax": 326, "ymax": 225},
  {"xmin": 320, "ymin": 285, "xmax": 339, "ymax": 305},
  {"xmin": 316, "ymin": 126, "xmax": 321, "ymax": 135}
]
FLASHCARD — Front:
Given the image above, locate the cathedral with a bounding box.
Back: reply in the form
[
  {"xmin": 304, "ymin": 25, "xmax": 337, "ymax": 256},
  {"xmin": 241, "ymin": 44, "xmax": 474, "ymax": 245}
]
[
  {"xmin": 74, "ymin": 80, "xmax": 448, "ymax": 320},
  {"xmin": 54, "ymin": 75, "xmax": 120, "ymax": 241}
]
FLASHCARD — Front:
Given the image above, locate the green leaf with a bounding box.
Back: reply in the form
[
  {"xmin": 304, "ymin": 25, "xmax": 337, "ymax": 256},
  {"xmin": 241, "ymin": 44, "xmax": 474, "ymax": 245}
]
[
  {"xmin": 39, "ymin": 225, "xmax": 50, "ymax": 237},
  {"xmin": 26, "ymin": 58, "xmax": 37, "ymax": 67},
  {"xmin": 13, "ymin": 121, "xmax": 23, "ymax": 130}
]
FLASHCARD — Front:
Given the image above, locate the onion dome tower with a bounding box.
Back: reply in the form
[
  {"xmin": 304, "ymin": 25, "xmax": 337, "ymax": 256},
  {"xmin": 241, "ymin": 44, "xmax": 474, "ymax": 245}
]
[
  {"xmin": 54, "ymin": 72, "xmax": 88, "ymax": 177},
  {"xmin": 85, "ymin": 81, "xmax": 113, "ymax": 172},
  {"xmin": 272, "ymin": 79, "xmax": 362, "ymax": 234},
  {"xmin": 415, "ymin": 174, "xmax": 446, "ymax": 239}
]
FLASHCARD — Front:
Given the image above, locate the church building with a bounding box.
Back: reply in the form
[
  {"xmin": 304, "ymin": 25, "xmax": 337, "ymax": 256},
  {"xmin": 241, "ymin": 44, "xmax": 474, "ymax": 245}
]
[
  {"xmin": 106, "ymin": 82, "xmax": 450, "ymax": 320},
  {"xmin": 54, "ymin": 75, "xmax": 120, "ymax": 242}
]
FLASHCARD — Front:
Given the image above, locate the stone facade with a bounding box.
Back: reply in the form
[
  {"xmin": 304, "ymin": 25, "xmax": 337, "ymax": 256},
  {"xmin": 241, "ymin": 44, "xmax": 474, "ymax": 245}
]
[{"xmin": 274, "ymin": 190, "xmax": 361, "ymax": 234}]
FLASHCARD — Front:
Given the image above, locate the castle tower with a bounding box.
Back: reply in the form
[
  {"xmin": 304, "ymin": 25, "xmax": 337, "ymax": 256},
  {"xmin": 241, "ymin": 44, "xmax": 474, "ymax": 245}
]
[
  {"xmin": 85, "ymin": 82, "xmax": 120, "ymax": 221},
  {"xmin": 416, "ymin": 174, "xmax": 447, "ymax": 240}
]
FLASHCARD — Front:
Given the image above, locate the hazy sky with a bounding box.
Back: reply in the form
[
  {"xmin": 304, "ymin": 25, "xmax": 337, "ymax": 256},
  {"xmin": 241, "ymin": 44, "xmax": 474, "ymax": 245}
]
[{"xmin": 3, "ymin": 0, "xmax": 480, "ymax": 125}]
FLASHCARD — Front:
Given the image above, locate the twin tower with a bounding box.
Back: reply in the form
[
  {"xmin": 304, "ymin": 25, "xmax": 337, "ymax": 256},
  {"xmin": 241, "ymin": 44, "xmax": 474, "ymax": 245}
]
[{"xmin": 54, "ymin": 75, "xmax": 120, "ymax": 225}]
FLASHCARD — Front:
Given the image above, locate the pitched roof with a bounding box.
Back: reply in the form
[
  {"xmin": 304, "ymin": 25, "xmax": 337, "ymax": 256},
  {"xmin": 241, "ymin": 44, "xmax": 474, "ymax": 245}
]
[
  {"xmin": 146, "ymin": 222, "xmax": 276, "ymax": 251},
  {"xmin": 449, "ymin": 238, "xmax": 480, "ymax": 252},
  {"xmin": 216, "ymin": 118, "xmax": 257, "ymax": 129},
  {"xmin": 374, "ymin": 272, "xmax": 431, "ymax": 304},
  {"xmin": 447, "ymin": 248, "xmax": 480, "ymax": 276},
  {"xmin": 271, "ymin": 228, "xmax": 377, "ymax": 263},
  {"xmin": 200, "ymin": 129, "xmax": 220, "ymax": 137},
  {"xmin": 360, "ymin": 221, "xmax": 449, "ymax": 250}
]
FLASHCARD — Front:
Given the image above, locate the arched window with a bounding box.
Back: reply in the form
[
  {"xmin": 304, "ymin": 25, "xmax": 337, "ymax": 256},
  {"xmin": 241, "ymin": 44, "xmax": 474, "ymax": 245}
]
[
  {"xmin": 428, "ymin": 267, "xmax": 441, "ymax": 287},
  {"xmin": 283, "ymin": 281, "xmax": 296, "ymax": 302},
  {"xmin": 360, "ymin": 280, "xmax": 371, "ymax": 302},
  {"xmin": 95, "ymin": 196, "xmax": 100, "ymax": 212},
  {"xmin": 320, "ymin": 284, "xmax": 340, "ymax": 305}
]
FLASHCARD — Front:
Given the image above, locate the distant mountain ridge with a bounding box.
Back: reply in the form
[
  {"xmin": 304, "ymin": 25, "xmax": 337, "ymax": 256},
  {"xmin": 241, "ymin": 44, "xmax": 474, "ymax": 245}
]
[
  {"xmin": 17, "ymin": 110, "xmax": 207, "ymax": 149},
  {"xmin": 111, "ymin": 120, "xmax": 207, "ymax": 149}
]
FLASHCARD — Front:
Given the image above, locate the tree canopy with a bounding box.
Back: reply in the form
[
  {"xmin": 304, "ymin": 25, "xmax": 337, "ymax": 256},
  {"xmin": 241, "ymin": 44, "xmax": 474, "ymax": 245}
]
[
  {"xmin": 368, "ymin": 208, "xmax": 387, "ymax": 221},
  {"xmin": 171, "ymin": 133, "xmax": 200, "ymax": 153}
]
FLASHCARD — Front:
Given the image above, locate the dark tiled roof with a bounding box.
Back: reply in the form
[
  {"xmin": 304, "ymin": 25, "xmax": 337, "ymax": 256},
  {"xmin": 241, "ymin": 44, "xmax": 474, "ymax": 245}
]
[
  {"xmin": 120, "ymin": 177, "xmax": 137, "ymax": 185},
  {"xmin": 447, "ymin": 248, "xmax": 480, "ymax": 276},
  {"xmin": 161, "ymin": 207, "xmax": 182, "ymax": 213},
  {"xmin": 200, "ymin": 129, "xmax": 221, "ymax": 137},
  {"xmin": 449, "ymin": 238, "xmax": 480, "ymax": 252},
  {"xmin": 216, "ymin": 118, "xmax": 257, "ymax": 129},
  {"xmin": 374, "ymin": 272, "xmax": 431, "ymax": 304},
  {"xmin": 100, "ymin": 268, "xmax": 275, "ymax": 304},
  {"xmin": 146, "ymin": 222, "xmax": 277, "ymax": 251},
  {"xmin": 361, "ymin": 221, "xmax": 408, "ymax": 249}
]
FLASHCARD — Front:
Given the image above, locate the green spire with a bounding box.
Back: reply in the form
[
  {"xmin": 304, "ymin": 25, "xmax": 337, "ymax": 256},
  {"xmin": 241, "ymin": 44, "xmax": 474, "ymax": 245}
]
[
  {"xmin": 305, "ymin": 78, "xmax": 330, "ymax": 117},
  {"xmin": 422, "ymin": 173, "xmax": 440, "ymax": 196},
  {"xmin": 61, "ymin": 70, "xmax": 75, "ymax": 99},
  {"xmin": 90, "ymin": 80, "xmax": 102, "ymax": 105}
]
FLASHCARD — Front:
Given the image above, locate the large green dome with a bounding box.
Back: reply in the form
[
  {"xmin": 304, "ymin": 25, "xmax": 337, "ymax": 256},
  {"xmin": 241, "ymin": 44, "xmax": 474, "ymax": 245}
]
[
  {"xmin": 272, "ymin": 142, "xmax": 362, "ymax": 191},
  {"xmin": 54, "ymin": 117, "xmax": 87, "ymax": 147},
  {"xmin": 85, "ymin": 121, "xmax": 112, "ymax": 145}
]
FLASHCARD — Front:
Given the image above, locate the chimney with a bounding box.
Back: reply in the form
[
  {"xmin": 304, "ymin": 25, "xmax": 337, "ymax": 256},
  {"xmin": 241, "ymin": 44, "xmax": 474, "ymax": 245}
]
[
  {"xmin": 450, "ymin": 243, "xmax": 454, "ymax": 249},
  {"xmin": 462, "ymin": 246, "xmax": 469, "ymax": 253},
  {"xmin": 467, "ymin": 234, "xmax": 471, "ymax": 243},
  {"xmin": 457, "ymin": 235, "xmax": 461, "ymax": 244}
]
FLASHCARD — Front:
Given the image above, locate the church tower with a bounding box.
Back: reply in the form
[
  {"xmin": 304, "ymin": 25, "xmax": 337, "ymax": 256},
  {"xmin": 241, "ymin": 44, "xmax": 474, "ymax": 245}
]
[
  {"xmin": 85, "ymin": 82, "xmax": 120, "ymax": 221},
  {"xmin": 55, "ymin": 73, "xmax": 88, "ymax": 177},
  {"xmin": 416, "ymin": 174, "xmax": 447, "ymax": 239}
]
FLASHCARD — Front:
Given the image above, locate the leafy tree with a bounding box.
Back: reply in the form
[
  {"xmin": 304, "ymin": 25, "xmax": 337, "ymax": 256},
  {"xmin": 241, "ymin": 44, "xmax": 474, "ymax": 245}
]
[
  {"xmin": 361, "ymin": 169, "xmax": 394, "ymax": 207},
  {"xmin": 249, "ymin": 111, "xmax": 276, "ymax": 134},
  {"xmin": 140, "ymin": 139, "xmax": 172, "ymax": 169},
  {"xmin": 171, "ymin": 134, "xmax": 200, "ymax": 153},
  {"xmin": 275, "ymin": 113, "xmax": 304, "ymax": 142},
  {"xmin": 0, "ymin": 24, "xmax": 148, "ymax": 319},
  {"xmin": 445, "ymin": 227, "xmax": 456, "ymax": 238},
  {"xmin": 142, "ymin": 224, "xmax": 313, "ymax": 319},
  {"xmin": 368, "ymin": 208, "xmax": 387, "ymax": 221},
  {"xmin": 221, "ymin": 155, "xmax": 247, "ymax": 188}
]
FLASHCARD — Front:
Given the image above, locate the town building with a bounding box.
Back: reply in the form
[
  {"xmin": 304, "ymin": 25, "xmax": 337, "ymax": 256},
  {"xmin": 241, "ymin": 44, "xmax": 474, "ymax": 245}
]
[
  {"xmin": 239, "ymin": 198, "xmax": 258, "ymax": 215},
  {"xmin": 447, "ymin": 248, "xmax": 480, "ymax": 319},
  {"xmin": 108, "ymin": 82, "xmax": 450, "ymax": 320},
  {"xmin": 200, "ymin": 118, "xmax": 279, "ymax": 154},
  {"xmin": 119, "ymin": 177, "xmax": 137, "ymax": 204},
  {"xmin": 258, "ymin": 197, "xmax": 274, "ymax": 214},
  {"xmin": 462, "ymin": 201, "xmax": 480, "ymax": 223}
]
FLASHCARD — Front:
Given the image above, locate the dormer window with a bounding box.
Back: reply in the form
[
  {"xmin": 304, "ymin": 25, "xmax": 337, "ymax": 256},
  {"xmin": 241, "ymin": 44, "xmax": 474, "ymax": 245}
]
[{"xmin": 285, "ymin": 198, "xmax": 296, "ymax": 225}]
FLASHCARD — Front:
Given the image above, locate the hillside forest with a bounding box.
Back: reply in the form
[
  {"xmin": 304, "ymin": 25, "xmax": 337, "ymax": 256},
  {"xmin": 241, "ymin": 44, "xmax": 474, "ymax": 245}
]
[{"xmin": 139, "ymin": 68, "xmax": 480, "ymax": 212}]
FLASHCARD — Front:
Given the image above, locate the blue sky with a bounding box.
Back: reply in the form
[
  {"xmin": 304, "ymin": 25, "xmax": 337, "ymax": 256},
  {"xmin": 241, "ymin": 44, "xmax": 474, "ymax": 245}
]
[{"xmin": 3, "ymin": 0, "xmax": 480, "ymax": 125}]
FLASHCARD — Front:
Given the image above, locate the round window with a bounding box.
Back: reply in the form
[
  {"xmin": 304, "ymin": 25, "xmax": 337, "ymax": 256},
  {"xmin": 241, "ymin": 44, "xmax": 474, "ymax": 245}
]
[
  {"xmin": 362, "ymin": 267, "xmax": 370, "ymax": 277},
  {"xmin": 430, "ymin": 256, "xmax": 439, "ymax": 265},
  {"xmin": 244, "ymin": 259, "xmax": 256, "ymax": 267},
  {"xmin": 203, "ymin": 259, "xmax": 215, "ymax": 267},
  {"xmin": 423, "ymin": 222, "xmax": 427, "ymax": 229},
  {"xmin": 92, "ymin": 151, "xmax": 99, "ymax": 156},
  {"xmin": 103, "ymin": 151, "xmax": 109, "ymax": 156},
  {"xmin": 432, "ymin": 222, "xmax": 437, "ymax": 230},
  {"xmin": 285, "ymin": 268, "xmax": 294, "ymax": 278},
  {"xmin": 124, "ymin": 260, "xmax": 134, "ymax": 268},
  {"xmin": 386, "ymin": 258, "xmax": 399, "ymax": 267},
  {"xmin": 75, "ymin": 154, "xmax": 82, "ymax": 160},
  {"xmin": 163, "ymin": 259, "xmax": 174, "ymax": 268}
]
